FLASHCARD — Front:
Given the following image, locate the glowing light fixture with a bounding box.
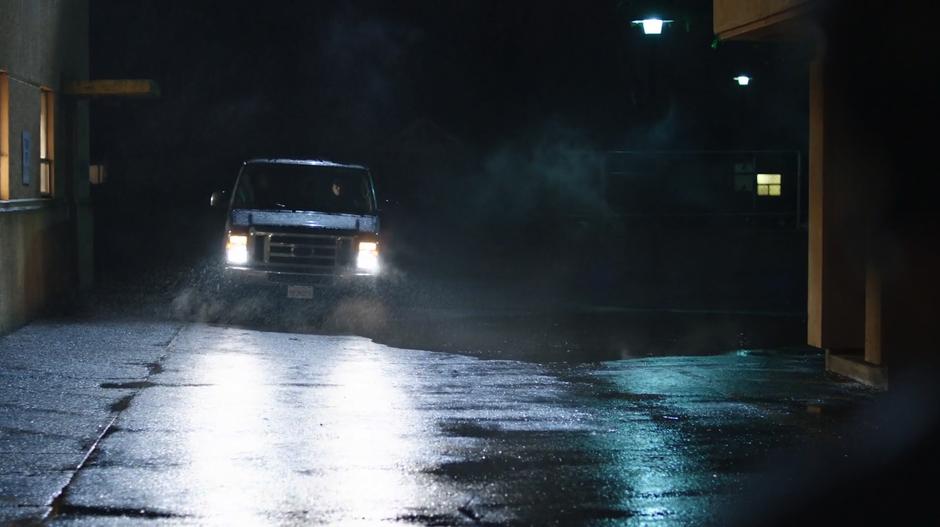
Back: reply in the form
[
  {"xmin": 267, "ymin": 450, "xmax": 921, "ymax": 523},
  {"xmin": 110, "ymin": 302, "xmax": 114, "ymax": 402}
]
[
  {"xmin": 357, "ymin": 241, "xmax": 380, "ymax": 273},
  {"xmin": 226, "ymin": 234, "xmax": 249, "ymax": 264},
  {"xmin": 631, "ymin": 18, "xmax": 672, "ymax": 35},
  {"xmin": 734, "ymin": 75, "xmax": 752, "ymax": 86}
]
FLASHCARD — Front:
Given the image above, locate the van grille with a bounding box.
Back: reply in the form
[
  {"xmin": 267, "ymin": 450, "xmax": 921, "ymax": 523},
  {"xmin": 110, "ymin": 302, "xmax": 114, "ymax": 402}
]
[{"xmin": 252, "ymin": 231, "xmax": 354, "ymax": 274}]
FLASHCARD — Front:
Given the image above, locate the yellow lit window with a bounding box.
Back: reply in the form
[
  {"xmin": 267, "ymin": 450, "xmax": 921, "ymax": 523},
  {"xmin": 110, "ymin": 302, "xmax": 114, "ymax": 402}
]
[
  {"xmin": 89, "ymin": 164, "xmax": 107, "ymax": 185},
  {"xmin": 0, "ymin": 72, "xmax": 9, "ymax": 200},
  {"xmin": 40, "ymin": 89, "xmax": 54, "ymax": 197},
  {"xmin": 756, "ymin": 173, "xmax": 781, "ymax": 197}
]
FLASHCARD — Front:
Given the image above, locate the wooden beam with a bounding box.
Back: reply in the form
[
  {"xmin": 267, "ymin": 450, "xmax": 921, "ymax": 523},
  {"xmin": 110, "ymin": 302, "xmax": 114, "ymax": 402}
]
[
  {"xmin": 63, "ymin": 79, "xmax": 160, "ymax": 98},
  {"xmin": 714, "ymin": 0, "xmax": 815, "ymax": 42},
  {"xmin": 807, "ymin": 58, "xmax": 866, "ymax": 351}
]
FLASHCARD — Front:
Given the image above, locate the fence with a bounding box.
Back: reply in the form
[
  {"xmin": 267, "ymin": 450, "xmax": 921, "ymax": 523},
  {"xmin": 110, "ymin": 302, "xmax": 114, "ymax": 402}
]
[{"xmin": 602, "ymin": 150, "xmax": 804, "ymax": 229}]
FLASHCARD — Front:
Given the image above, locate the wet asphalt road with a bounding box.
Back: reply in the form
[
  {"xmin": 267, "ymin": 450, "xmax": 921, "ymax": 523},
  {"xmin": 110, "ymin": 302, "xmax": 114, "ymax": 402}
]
[{"xmin": 2, "ymin": 317, "xmax": 902, "ymax": 526}]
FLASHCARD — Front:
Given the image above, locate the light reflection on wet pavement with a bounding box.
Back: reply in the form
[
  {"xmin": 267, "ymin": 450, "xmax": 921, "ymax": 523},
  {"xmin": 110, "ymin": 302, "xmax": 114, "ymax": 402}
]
[{"xmin": 35, "ymin": 323, "xmax": 876, "ymax": 526}]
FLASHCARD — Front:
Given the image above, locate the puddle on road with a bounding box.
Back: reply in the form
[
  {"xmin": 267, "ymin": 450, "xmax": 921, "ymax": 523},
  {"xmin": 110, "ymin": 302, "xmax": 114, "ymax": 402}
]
[
  {"xmin": 172, "ymin": 296, "xmax": 806, "ymax": 363},
  {"xmin": 100, "ymin": 381, "xmax": 156, "ymax": 390},
  {"xmin": 595, "ymin": 391, "xmax": 668, "ymax": 402},
  {"xmin": 55, "ymin": 504, "xmax": 182, "ymax": 520},
  {"xmin": 107, "ymin": 395, "xmax": 134, "ymax": 413}
]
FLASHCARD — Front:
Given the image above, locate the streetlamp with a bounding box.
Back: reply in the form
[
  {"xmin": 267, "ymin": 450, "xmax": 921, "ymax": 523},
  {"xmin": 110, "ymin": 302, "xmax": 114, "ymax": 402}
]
[
  {"xmin": 733, "ymin": 74, "xmax": 752, "ymax": 86},
  {"xmin": 631, "ymin": 18, "xmax": 673, "ymax": 35}
]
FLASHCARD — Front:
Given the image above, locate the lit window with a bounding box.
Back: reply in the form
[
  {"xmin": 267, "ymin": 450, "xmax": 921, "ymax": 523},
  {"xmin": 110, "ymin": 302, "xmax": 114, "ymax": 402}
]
[
  {"xmin": 89, "ymin": 164, "xmax": 107, "ymax": 185},
  {"xmin": 0, "ymin": 72, "xmax": 9, "ymax": 200},
  {"xmin": 40, "ymin": 89, "xmax": 54, "ymax": 197},
  {"xmin": 756, "ymin": 173, "xmax": 781, "ymax": 197}
]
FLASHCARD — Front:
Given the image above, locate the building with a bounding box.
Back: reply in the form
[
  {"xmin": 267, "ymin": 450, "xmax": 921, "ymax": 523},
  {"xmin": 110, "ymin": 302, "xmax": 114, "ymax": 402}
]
[
  {"xmin": 714, "ymin": 0, "xmax": 940, "ymax": 385},
  {"xmin": 0, "ymin": 0, "xmax": 92, "ymax": 334}
]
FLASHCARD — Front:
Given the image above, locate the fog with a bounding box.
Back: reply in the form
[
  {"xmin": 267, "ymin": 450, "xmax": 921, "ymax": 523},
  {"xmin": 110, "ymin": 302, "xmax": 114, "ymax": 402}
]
[
  {"xmin": 81, "ymin": 0, "xmax": 817, "ymax": 359},
  {"xmin": 5, "ymin": 2, "xmax": 935, "ymax": 525}
]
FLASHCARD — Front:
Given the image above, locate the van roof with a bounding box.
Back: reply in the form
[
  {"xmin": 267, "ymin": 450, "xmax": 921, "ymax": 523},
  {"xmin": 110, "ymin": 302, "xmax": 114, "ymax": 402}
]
[{"xmin": 244, "ymin": 158, "xmax": 368, "ymax": 171}]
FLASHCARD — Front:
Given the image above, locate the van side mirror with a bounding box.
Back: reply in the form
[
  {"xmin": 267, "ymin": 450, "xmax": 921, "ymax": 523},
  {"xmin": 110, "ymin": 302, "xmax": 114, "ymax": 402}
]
[{"xmin": 210, "ymin": 190, "xmax": 228, "ymax": 208}]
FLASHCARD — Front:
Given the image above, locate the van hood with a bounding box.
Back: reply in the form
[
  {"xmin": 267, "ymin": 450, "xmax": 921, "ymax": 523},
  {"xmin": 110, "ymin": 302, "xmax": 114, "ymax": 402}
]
[{"xmin": 230, "ymin": 209, "xmax": 379, "ymax": 233}]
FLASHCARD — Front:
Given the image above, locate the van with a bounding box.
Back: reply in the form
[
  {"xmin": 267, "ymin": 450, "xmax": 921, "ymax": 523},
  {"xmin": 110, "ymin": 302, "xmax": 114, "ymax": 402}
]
[{"xmin": 210, "ymin": 159, "xmax": 381, "ymax": 299}]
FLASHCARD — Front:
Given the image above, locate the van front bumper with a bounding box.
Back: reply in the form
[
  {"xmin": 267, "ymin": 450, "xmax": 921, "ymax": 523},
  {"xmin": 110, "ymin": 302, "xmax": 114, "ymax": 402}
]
[{"xmin": 223, "ymin": 266, "xmax": 378, "ymax": 291}]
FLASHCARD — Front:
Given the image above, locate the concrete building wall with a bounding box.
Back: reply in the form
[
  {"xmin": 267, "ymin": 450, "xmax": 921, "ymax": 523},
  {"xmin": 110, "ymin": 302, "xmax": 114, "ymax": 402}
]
[
  {"xmin": 0, "ymin": 0, "xmax": 90, "ymax": 334},
  {"xmin": 0, "ymin": 205, "xmax": 73, "ymax": 333}
]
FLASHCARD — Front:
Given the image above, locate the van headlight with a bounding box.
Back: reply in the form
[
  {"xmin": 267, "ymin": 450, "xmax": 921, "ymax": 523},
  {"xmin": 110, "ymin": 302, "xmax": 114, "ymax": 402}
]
[
  {"xmin": 357, "ymin": 241, "xmax": 380, "ymax": 273},
  {"xmin": 226, "ymin": 234, "xmax": 249, "ymax": 265}
]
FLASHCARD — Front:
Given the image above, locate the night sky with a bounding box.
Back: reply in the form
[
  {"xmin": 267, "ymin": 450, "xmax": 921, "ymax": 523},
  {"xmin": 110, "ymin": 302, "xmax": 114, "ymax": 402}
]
[{"xmin": 89, "ymin": 0, "xmax": 811, "ymax": 201}]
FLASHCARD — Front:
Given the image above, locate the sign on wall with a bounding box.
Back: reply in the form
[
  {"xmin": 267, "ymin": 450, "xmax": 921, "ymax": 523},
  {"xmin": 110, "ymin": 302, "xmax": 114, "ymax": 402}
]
[{"xmin": 22, "ymin": 130, "xmax": 31, "ymax": 186}]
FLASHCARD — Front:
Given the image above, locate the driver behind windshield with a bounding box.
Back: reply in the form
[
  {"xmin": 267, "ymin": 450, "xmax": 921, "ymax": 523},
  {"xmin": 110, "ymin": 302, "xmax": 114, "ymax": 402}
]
[
  {"xmin": 328, "ymin": 178, "xmax": 366, "ymax": 213},
  {"xmin": 233, "ymin": 164, "xmax": 373, "ymax": 214}
]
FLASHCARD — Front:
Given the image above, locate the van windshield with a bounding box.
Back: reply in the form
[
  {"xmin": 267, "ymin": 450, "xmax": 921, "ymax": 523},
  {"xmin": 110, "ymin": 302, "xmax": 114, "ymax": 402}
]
[{"xmin": 233, "ymin": 163, "xmax": 375, "ymax": 215}]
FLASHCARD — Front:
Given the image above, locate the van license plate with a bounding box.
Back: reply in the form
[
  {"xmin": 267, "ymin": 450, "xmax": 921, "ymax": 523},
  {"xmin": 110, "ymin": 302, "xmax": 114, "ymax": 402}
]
[{"xmin": 287, "ymin": 285, "xmax": 314, "ymax": 299}]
